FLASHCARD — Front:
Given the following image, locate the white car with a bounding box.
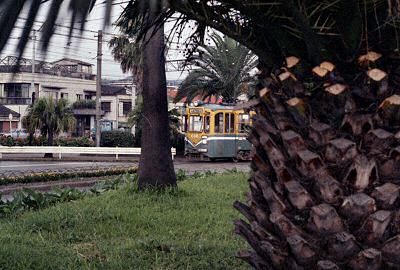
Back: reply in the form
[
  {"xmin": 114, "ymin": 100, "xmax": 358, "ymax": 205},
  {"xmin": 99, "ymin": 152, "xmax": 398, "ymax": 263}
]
[{"xmin": 8, "ymin": 129, "xmax": 29, "ymax": 139}]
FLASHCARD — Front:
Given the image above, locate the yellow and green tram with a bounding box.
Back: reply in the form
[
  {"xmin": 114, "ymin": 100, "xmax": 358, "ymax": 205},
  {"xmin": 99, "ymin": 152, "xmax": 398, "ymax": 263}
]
[{"xmin": 183, "ymin": 103, "xmax": 253, "ymax": 161}]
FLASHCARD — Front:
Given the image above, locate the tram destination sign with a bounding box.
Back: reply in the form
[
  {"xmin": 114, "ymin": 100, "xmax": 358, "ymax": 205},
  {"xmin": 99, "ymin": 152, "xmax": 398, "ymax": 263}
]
[{"xmin": 189, "ymin": 108, "xmax": 204, "ymax": 114}]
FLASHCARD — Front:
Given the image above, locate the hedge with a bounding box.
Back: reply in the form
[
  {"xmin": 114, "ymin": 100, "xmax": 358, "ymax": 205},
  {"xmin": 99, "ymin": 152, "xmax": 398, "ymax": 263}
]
[{"xmin": 100, "ymin": 131, "xmax": 135, "ymax": 147}]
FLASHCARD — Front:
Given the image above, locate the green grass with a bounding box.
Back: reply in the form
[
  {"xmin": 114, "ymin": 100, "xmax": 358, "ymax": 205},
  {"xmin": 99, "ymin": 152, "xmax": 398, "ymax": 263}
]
[{"xmin": 0, "ymin": 172, "xmax": 250, "ymax": 270}]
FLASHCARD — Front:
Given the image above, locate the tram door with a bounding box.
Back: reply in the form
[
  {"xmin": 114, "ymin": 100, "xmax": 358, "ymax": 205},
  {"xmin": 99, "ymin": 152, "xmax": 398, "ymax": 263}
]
[{"xmin": 236, "ymin": 113, "xmax": 251, "ymax": 158}]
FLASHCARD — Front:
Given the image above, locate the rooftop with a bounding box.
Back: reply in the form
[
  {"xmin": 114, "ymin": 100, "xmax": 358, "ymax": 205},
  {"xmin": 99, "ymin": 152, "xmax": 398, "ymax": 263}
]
[
  {"xmin": 0, "ymin": 56, "xmax": 96, "ymax": 80},
  {"xmin": 101, "ymin": 85, "xmax": 128, "ymax": 96},
  {"xmin": 51, "ymin": 58, "xmax": 93, "ymax": 66},
  {"xmin": 0, "ymin": 105, "xmax": 20, "ymax": 118}
]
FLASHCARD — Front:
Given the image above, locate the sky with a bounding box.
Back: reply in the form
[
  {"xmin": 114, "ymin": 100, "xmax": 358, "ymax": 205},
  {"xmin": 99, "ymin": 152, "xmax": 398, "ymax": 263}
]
[{"xmin": 1, "ymin": 1, "xmax": 189, "ymax": 81}]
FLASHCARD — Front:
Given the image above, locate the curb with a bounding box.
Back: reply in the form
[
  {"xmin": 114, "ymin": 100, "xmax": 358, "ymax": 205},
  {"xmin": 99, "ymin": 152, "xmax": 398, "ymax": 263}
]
[{"xmin": 0, "ymin": 176, "xmax": 113, "ymax": 195}]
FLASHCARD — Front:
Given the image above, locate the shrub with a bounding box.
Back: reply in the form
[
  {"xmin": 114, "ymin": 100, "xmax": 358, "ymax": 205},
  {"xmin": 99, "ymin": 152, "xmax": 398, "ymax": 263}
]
[
  {"xmin": 72, "ymin": 100, "xmax": 96, "ymax": 109},
  {"xmin": 0, "ymin": 135, "xmax": 15, "ymax": 146},
  {"xmin": 0, "ymin": 135, "xmax": 47, "ymax": 146},
  {"xmin": 54, "ymin": 137, "xmax": 95, "ymax": 147},
  {"xmin": 100, "ymin": 131, "xmax": 135, "ymax": 147}
]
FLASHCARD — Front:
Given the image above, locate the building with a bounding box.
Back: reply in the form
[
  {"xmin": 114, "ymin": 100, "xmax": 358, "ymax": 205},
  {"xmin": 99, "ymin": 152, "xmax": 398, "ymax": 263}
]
[
  {"xmin": 100, "ymin": 85, "xmax": 134, "ymax": 131},
  {"xmin": 0, "ymin": 105, "xmax": 20, "ymax": 133},
  {"xmin": 0, "ymin": 56, "xmax": 97, "ymax": 135}
]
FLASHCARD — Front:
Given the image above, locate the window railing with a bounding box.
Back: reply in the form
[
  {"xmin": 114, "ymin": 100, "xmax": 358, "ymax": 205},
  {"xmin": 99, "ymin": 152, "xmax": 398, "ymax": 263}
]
[{"xmin": 0, "ymin": 97, "xmax": 32, "ymax": 105}]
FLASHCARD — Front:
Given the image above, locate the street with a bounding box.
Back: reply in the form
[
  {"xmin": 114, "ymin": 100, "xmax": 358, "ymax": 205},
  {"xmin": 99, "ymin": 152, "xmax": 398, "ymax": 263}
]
[{"xmin": 0, "ymin": 159, "xmax": 251, "ymax": 177}]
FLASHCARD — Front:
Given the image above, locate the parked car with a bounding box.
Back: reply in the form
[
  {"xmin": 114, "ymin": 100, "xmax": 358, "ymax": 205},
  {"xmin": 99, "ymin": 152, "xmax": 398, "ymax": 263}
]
[{"xmin": 7, "ymin": 129, "xmax": 29, "ymax": 139}]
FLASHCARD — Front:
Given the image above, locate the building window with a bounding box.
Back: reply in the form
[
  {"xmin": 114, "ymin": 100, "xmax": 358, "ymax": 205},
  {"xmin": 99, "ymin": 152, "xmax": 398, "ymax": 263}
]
[
  {"xmin": 60, "ymin": 92, "xmax": 68, "ymax": 100},
  {"xmin": 101, "ymin": 102, "xmax": 111, "ymax": 113},
  {"xmin": 44, "ymin": 91, "xmax": 58, "ymax": 100},
  {"xmin": 2, "ymin": 84, "xmax": 31, "ymax": 105},
  {"xmin": 85, "ymin": 95, "xmax": 92, "ymax": 100},
  {"xmin": 122, "ymin": 102, "xmax": 132, "ymax": 116},
  {"xmin": 76, "ymin": 94, "xmax": 82, "ymax": 100},
  {"xmin": 4, "ymin": 83, "xmax": 30, "ymax": 97},
  {"xmin": 81, "ymin": 65, "xmax": 90, "ymax": 73}
]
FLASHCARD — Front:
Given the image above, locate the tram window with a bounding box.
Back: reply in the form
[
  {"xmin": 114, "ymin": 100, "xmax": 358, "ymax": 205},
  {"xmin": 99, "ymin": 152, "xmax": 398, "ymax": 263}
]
[
  {"xmin": 189, "ymin": 116, "xmax": 203, "ymax": 132},
  {"xmin": 230, "ymin": 114, "xmax": 235, "ymax": 133},
  {"xmin": 204, "ymin": 116, "xmax": 210, "ymax": 133},
  {"xmin": 238, "ymin": 114, "xmax": 251, "ymax": 133},
  {"xmin": 215, "ymin": 113, "xmax": 224, "ymax": 133},
  {"xmin": 224, "ymin": 113, "xmax": 235, "ymax": 133}
]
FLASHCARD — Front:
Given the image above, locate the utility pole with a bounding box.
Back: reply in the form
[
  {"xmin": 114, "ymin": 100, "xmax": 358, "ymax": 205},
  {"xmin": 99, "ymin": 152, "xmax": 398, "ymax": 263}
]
[
  {"xmin": 95, "ymin": 30, "xmax": 103, "ymax": 147},
  {"xmin": 31, "ymin": 29, "xmax": 36, "ymax": 103}
]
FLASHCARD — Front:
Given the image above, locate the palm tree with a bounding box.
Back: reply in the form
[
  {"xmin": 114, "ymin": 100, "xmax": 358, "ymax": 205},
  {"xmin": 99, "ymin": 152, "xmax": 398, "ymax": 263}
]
[
  {"xmin": 118, "ymin": 1, "xmax": 177, "ymax": 188},
  {"xmin": 23, "ymin": 97, "xmax": 76, "ymax": 153},
  {"xmin": 109, "ymin": 35, "xmax": 143, "ymax": 95},
  {"xmin": 175, "ymin": 34, "xmax": 257, "ymax": 103},
  {"xmin": 21, "ymin": 105, "xmax": 39, "ymax": 146}
]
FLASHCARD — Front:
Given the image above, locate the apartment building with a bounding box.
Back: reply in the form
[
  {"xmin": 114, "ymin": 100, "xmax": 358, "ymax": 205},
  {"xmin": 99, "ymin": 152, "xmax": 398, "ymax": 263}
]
[
  {"xmin": 100, "ymin": 85, "xmax": 134, "ymax": 131},
  {"xmin": 0, "ymin": 56, "xmax": 98, "ymax": 135}
]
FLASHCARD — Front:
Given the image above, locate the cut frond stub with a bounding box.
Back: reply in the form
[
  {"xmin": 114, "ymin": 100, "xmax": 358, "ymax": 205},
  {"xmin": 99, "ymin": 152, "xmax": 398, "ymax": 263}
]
[
  {"xmin": 367, "ymin": 69, "xmax": 387, "ymax": 82},
  {"xmin": 325, "ymin": 84, "xmax": 347, "ymax": 95},
  {"xmin": 259, "ymin": 87, "xmax": 270, "ymax": 98},
  {"xmin": 286, "ymin": 56, "xmax": 300, "ymax": 68},
  {"xmin": 358, "ymin": 51, "xmax": 382, "ymax": 63},
  {"xmin": 320, "ymin": 61, "xmax": 335, "ymax": 72},
  {"xmin": 312, "ymin": 66, "xmax": 329, "ymax": 77},
  {"xmin": 279, "ymin": 71, "xmax": 297, "ymax": 82},
  {"xmin": 286, "ymin": 97, "xmax": 304, "ymax": 107},
  {"xmin": 379, "ymin": 95, "xmax": 400, "ymax": 109}
]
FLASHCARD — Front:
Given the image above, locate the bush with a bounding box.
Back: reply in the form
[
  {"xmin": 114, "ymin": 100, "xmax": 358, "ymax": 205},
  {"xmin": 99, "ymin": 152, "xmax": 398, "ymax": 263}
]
[
  {"xmin": 72, "ymin": 100, "xmax": 96, "ymax": 109},
  {"xmin": 54, "ymin": 137, "xmax": 95, "ymax": 147},
  {"xmin": 0, "ymin": 135, "xmax": 46, "ymax": 146},
  {"xmin": 171, "ymin": 133, "xmax": 185, "ymax": 154},
  {"xmin": 100, "ymin": 131, "xmax": 135, "ymax": 147}
]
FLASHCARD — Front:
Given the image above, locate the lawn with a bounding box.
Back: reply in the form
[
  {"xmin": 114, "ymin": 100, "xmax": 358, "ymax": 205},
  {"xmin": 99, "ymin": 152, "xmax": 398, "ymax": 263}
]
[{"xmin": 0, "ymin": 172, "xmax": 250, "ymax": 270}]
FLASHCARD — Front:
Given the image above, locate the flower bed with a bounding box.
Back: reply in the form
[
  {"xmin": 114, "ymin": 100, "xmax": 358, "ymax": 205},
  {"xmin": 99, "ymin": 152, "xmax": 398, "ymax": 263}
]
[{"xmin": 0, "ymin": 167, "xmax": 137, "ymax": 186}]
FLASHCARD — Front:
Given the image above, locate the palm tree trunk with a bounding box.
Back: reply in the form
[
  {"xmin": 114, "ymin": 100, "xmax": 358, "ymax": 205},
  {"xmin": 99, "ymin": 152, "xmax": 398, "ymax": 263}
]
[
  {"xmin": 44, "ymin": 128, "xmax": 54, "ymax": 158},
  {"xmin": 137, "ymin": 13, "xmax": 177, "ymax": 189}
]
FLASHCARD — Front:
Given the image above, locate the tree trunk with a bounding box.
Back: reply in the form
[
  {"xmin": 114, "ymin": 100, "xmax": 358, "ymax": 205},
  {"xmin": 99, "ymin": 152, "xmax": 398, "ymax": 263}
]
[
  {"xmin": 28, "ymin": 132, "xmax": 33, "ymax": 146},
  {"xmin": 44, "ymin": 129, "xmax": 54, "ymax": 158},
  {"xmin": 138, "ymin": 14, "xmax": 176, "ymax": 189}
]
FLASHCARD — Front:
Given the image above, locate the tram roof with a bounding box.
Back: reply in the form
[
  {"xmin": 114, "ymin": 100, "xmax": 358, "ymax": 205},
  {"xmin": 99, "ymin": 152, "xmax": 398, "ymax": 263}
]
[{"xmin": 192, "ymin": 103, "xmax": 236, "ymax": 111}]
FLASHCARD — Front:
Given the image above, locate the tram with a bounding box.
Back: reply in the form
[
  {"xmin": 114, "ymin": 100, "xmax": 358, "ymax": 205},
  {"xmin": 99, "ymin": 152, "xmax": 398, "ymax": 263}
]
[{"xmin": 183, "ymin": 103, "xmax": 254, "ymax": 161}]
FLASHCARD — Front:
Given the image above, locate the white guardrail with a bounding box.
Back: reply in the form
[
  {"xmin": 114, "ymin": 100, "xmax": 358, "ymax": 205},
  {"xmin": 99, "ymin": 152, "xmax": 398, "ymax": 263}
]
[{"xmin": 0, "ymin": 146, "xmax": 176, "ymax": 160}]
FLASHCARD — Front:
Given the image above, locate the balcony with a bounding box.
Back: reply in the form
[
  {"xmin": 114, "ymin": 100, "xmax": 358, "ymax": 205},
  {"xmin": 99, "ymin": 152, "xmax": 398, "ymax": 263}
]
[
  {"xmin": 72, "ymin": 100, "xmax": 104, "ymax": 116},
  {"xmin": 0, "ymin": 97, "xmax": 32, "ymax": 105}
]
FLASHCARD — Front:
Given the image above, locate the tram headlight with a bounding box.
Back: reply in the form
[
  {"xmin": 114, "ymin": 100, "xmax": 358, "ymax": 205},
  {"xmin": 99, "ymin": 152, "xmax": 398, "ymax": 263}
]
[{"xmin": 201, "ymin": 136, "xmax": 208, "ymax": 144}]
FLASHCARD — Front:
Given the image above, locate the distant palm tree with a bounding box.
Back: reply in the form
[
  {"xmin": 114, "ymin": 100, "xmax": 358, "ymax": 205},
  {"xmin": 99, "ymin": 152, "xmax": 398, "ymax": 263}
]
[
  {"xmin": 175, "ymin": 33, "xmax": 257, "ymax": 103},
  {"xmin": 22, "ymin": 97, "xmax": 76, "ymax": 153},
  {"xmin": 128, "ymin": 95, "xmax": 181, "ymax": 147},
  {"xmin": 109, "ymin": 35, "xmax": 143, "ymax": 94}
]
